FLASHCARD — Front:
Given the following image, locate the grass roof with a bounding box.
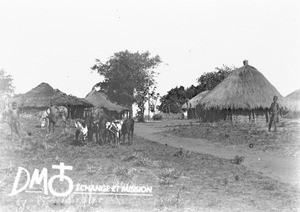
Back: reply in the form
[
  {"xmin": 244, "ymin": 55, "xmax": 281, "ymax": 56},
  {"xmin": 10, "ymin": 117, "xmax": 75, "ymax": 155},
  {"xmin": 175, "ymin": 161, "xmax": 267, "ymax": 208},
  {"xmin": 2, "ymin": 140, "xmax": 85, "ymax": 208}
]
[
  {"xmin": 285, "ymin": 89, "xmax": 300, "ymax": 112},
  {"xmin": 51, "ymin": 89, "xmax": 93, "ymax": 107},
  {"xmin": 182, "ymin": 90, "xmax": 210, "ymax": 109},
  {"xmin": 198, "ymin": 62, "xmax": 286, "ymax": 110},
  {"xmin": 85, "ymin": 89, "xmax": 127, "ymax": 112},
  {"xmin": 13, "ymin": 82, "xmax": 93, "ymax": 108}
]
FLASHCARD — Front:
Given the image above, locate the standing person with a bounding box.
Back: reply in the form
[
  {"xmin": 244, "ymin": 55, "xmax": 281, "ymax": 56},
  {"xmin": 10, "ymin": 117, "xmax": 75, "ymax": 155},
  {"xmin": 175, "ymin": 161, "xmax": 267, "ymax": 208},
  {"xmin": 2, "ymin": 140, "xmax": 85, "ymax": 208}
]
[
  {"xmin": 268, "ymin": 96, "xmax": 280, "ymax": 132},
  {"xmin": 8, "ymin": 101, "xmax": 21, "ymax": 141}
]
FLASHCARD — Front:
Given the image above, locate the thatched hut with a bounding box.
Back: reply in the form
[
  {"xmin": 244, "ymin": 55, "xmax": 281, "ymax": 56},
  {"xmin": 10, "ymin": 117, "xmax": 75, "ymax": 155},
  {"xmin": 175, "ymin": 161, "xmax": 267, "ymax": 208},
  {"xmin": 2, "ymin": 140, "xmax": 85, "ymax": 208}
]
[
  {"xmin": 197, "ymin": 60, "xmax": 286, "ymax": 122},
  {"xmin": 182, "ymin": 90, "xmax": 209, "ymax": 119},
  {"xmin": 285, "ymin": 89, "xmax": 300, "ymax": 117},
  {"xmin": 13, "ymin": 82, "xmax": 56, "ymax": 109},
  {"xmin": 13, "ymin": 82, "xmax": 93, "ymax": 118},
  {"xmin": 85, "ymin": 89, "xmax": 128, "ymax": 119}
]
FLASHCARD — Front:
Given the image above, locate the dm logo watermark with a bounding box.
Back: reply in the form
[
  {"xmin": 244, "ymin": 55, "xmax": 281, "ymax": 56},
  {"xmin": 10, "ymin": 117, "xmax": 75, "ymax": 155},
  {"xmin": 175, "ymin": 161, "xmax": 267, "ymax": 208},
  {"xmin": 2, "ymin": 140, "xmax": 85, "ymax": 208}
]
[{"xmin": 8, "ymin": 163, "xmax": 153, "ymax": 197}]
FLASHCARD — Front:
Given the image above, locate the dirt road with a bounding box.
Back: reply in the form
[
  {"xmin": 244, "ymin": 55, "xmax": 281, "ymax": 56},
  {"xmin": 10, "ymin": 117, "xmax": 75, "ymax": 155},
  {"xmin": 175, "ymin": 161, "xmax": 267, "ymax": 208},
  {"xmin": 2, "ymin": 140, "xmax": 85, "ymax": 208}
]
[{"xmin": 135, "ymin": 122, "xmax": 300, "ymax": 188}]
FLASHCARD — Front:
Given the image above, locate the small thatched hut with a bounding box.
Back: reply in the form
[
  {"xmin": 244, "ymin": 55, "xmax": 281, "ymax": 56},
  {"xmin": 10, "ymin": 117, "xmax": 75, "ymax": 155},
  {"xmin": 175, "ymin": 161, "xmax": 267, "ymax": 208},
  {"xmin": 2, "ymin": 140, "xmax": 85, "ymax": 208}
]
[
  {"xmin": 85, "ymin": 89, "xmax": 128, "ymax": 119},
  {"xmin": 197, "ymin": 60, "xmax": 286, "ymax": 122},
  {"xmin": 13, "ymin": 82, "xmax": 93, "ymax": 118},
  {"xmin": 182, "ymin": 90, "xmax": 209, "ymax": 119},
  {"xmin": 285, "ymin": 89, "xmax": 300, "ymax": 117}
]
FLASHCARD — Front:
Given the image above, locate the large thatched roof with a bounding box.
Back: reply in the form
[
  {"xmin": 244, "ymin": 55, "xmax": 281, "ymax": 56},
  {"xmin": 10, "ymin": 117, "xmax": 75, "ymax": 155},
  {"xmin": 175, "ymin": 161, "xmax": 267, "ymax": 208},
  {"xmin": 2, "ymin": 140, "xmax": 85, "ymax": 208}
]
[
  {"xmin": 85, "ymin": 89, "xmax": 127, "ymax": 112},
  {"xmin": 51, "ymin": 89, "xmax": 93, "ymax": 107},
  {"xmin": 182, "ymin": 90, "xmax": 209, "ymax": 109},
  {"xmin": 13, "ymin": 82, "xmax": 93, "ymax": 108},
  {"xmin": 198, "ymin": 61, "xmax": 286, "ymax": 110},
  {"xmin": 285, "ymin": 89, "xmax": 300, "ymax": 112}
]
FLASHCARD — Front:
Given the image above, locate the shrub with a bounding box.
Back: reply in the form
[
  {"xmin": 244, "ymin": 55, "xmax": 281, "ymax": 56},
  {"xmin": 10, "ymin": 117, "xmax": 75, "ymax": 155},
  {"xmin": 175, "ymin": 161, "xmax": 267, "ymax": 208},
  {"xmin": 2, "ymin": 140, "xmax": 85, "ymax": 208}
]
[{"xmin": 153, "ymin": 114, "xmax": 163, "ymax": 121}]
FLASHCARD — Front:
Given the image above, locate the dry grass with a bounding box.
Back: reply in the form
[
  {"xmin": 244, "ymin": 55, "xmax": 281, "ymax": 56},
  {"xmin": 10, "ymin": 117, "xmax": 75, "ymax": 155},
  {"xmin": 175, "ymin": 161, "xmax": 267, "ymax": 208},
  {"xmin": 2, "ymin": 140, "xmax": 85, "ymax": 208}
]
[
  {"xmin": 165, "ymin": 118, "xmax": 300, "ymax": 157},
  {"xmin": 0, "ymin": 114, "xmax": 299, "ymax": 211}
]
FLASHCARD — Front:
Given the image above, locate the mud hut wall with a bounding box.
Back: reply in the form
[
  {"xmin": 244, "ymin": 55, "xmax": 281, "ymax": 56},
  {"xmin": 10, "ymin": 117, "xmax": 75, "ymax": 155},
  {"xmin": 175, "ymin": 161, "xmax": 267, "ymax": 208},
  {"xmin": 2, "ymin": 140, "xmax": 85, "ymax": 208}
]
[
  {"xmin": 19, "ymin": 107, "xmax": 48, "ymax": 114},
  {"xmin": 101, "ymin": 108, "xmax": 125, "ymax": 120},
  {"xmin": 187, "ymin": 108, "xmax": 196, "ymax": 119},
  {"xmin": 199, "ymin": 108, "xmax": 268, "ymax": 123},
  {"xmin": 70, "ymin": 106, "xmax": 88, "ymax": 119}
]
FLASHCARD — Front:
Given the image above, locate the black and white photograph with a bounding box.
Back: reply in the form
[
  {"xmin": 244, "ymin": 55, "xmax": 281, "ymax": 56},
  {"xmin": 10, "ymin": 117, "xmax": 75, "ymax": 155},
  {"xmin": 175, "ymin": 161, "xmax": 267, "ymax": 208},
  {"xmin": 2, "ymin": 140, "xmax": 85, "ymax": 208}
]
[{"xmin": 0, "ymin": 0, "xmax": 299, "ymax": 211}]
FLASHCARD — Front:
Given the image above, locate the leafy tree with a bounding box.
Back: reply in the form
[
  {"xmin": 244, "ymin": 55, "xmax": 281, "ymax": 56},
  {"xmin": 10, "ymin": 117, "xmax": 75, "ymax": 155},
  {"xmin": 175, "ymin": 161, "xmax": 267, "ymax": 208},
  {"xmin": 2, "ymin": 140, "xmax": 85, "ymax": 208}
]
[
  {"xmin": 158, "ymin": 65, "xmax": 236, "ymax": 113},
  {"xmin": 185, "ymin": 85, "xmax": 199, "ymax": 99},
  {"xmin": 197, "ymin": 65, "xmax": 236, "ymax": 91},
  {"xmin": 91, "ymin": 50, "xmax": 162, "ymax": 121},
  {"xmin": 0, "ymin": 69, "xmax": 14, "ymax": 97},
  {"xmin": 159, "ymin": 86, "xmax": 187, "ymax": 113}
]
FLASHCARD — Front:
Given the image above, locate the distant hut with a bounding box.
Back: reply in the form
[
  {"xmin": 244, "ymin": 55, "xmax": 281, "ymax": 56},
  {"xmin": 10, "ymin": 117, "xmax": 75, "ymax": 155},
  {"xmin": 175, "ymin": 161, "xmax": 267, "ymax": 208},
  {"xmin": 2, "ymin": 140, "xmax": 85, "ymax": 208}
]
[
  {"xmin": 285, "ymin": 89, "xmax": 300, "ymax": 117},
  {"xmin": 51, "ymin": 89, "xmax": 93, "ymax": 118},
  {"xmin": 13, "ymin": 82, "xmax": 56, "ymax": 110},
  {"xmin": 197, "ymin": 60, "xmax": 287, "ymax": 122},
  {"xmin": 85, "ymin": 89, "xmax": 128, "ymax": 119},
  {"xmin": 13, "ymin": 82, "xmax": 93, "ymax": 118},
  {"xmin": 182, "ymin": 90, "xmax": 209, "ymax": 119}
]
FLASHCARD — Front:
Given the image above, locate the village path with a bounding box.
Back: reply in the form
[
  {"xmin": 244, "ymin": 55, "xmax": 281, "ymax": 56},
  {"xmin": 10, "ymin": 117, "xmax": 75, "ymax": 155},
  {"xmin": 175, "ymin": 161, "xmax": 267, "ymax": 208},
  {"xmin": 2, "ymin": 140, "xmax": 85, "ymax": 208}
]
[{"xmin": 134, "ymin": 122, "xmax": 300, "ymax": 188}]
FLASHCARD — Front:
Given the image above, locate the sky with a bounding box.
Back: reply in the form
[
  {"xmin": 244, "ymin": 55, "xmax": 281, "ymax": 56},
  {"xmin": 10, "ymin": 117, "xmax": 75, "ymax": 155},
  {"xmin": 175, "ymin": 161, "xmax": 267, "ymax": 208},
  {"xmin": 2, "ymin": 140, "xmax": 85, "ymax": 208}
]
[{"xmin": 0, "ymin": 0, "xmax": 299, "ymax": 99}]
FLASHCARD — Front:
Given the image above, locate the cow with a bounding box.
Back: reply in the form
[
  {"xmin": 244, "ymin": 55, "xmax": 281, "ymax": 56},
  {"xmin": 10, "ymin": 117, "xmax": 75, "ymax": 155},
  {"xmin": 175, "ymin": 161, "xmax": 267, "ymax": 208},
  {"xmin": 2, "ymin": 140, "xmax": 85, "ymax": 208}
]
[
  {"xmin": 40, "ymin": 110, "xmax": 49, "ymax": 128},
  {"xmin": 106, "ymin": 119, "xmax": 123, "ymax": 146},
  {"xmin": 44, "ymin": 105, "xmax": 68, "ymax": 133},
  {"xmin": 74, "ymin": 119, "xmax": 88, "ymax": 146},
  {"xmin": 121, "ymin": 118, "xmax": 134, "ymax": 145},
  {"xmin": 84, "ymin": 108, "xmax": 100, "ymax": 143}
]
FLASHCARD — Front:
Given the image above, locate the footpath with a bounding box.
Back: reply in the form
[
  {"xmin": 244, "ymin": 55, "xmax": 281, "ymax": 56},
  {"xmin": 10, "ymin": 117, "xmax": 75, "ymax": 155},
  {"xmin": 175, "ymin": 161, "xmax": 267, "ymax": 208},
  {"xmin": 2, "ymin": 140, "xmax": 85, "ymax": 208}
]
[{"xmin": 135, "ymin": 122, "xmax": 300, "ymax": 188}]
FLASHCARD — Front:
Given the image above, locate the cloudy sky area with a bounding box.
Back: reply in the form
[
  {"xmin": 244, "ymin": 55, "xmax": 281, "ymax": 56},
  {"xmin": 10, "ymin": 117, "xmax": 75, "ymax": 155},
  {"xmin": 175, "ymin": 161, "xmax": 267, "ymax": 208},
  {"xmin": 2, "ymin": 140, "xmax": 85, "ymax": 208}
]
[{"xmin": 0, "ymin": 0, "xmax": 299, "ymax": 98}]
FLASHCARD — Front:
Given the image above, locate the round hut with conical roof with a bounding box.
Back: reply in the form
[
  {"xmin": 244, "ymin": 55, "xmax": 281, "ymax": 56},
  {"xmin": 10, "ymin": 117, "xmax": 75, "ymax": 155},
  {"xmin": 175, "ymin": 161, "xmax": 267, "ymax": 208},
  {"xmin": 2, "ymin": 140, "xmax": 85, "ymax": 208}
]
[
  {"xmin": 85, "ymin": 89, "xmax": 128, "ymax": 119},
  {"xmin": 197, "ymin": 60, "xmax": 286, "ymax": 122},
  {"xmin": 13, "ymin": 82, "xmax": 93, "ymax": 118},
  {"xmin": 285, "ymin": 89, "xmax": 300, "ymax": 117},
  {"xmin": 182, "ymin": 90, "xmax": 209, "ymax": 119}
]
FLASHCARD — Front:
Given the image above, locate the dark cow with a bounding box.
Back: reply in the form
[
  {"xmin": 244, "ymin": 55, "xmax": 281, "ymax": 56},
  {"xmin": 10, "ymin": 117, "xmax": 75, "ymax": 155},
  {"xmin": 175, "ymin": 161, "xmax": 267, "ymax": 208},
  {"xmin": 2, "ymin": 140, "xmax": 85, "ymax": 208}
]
[
  {"xmin": 121, "ymin": 118, "xmax": 134, "ymax": 145},
  {"xmin": 84, "ymin": 108, "xmax": 100, "ymax": 143}
]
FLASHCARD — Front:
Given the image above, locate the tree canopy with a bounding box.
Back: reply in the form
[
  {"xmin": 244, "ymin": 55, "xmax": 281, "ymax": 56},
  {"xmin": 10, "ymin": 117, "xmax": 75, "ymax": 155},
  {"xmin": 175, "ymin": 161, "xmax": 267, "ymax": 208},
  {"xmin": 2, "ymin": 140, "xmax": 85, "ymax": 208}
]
[
  {"xmin": 196, "ymin": 65, "xmax": 235, "ymax": 91},
  {"xmin": 91, "ymin": 50, "xmax": 162, "ymax": 121},
  {"xmin": 159, "ymin": 86, "xmax": 187, "ymax": 113},
  {"xmin": 158, "ymin": 65, "xmax": 236, "ymax": 113},
  {"xmin": 0, "ymin": 69, "xmax": 14, "ymax": 97}
]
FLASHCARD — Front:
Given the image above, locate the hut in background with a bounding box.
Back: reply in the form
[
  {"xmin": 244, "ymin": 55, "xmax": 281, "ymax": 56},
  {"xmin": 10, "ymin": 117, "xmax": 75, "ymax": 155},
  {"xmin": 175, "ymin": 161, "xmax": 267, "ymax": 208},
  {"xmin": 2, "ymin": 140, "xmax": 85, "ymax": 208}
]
[
  {"xmin": 182, "ymin": 90, "xmax": 209, "ymax": 119},
  {"xmin": 13, "ymin": 82, "xmax": 93, "ymax": 118},
  {"xmin": 197, "ymin": 60, "xmax": 287, "ymax": 122},
  {"xmin": 285, "ymin": 89, "xmax": 300, "ymax": 118},
  {"xmin": 85, "ymin": 89, "xmax": 128, "ymax": 119},
  {"xmin": 51, "ymin": 89, "xmax": 93, "ymax": 118}
]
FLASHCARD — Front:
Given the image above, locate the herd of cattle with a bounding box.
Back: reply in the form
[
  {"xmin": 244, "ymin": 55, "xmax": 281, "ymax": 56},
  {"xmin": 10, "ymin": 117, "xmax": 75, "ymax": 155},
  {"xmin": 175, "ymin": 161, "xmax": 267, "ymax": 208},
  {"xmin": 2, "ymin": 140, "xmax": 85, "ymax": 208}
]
[{"xmin": 39, "ymin": 105, "xmax": 135, "ymax": 146}]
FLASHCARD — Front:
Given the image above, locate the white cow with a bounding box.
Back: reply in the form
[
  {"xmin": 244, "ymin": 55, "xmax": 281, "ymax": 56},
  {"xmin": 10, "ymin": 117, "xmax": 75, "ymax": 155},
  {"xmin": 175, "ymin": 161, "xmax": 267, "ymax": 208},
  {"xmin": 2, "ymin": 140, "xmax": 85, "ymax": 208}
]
[
  {"xmin": 106, "ymin": 120, "xmax": 123, "ymax": 145},
  {"xmin": 40, "ymin": 110, "xmax": 49, "ymax": 128},
  {"xmin": 74, "ymin": 120, "xmax": 88, "ymax": 145}
]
